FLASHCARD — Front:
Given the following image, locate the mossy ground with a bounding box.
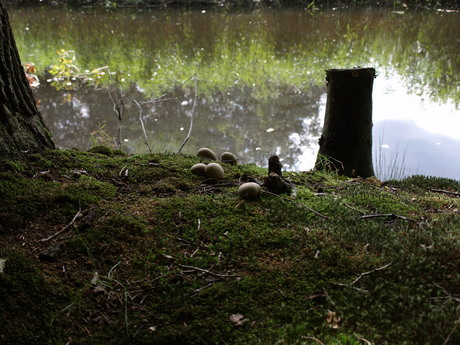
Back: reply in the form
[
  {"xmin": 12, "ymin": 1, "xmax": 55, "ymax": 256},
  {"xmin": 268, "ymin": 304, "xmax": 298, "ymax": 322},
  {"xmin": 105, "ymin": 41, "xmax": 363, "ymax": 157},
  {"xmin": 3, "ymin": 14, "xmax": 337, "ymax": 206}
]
[{"xmin": 1, "ymin": 149, "xmax": 460, "ymax": 345}]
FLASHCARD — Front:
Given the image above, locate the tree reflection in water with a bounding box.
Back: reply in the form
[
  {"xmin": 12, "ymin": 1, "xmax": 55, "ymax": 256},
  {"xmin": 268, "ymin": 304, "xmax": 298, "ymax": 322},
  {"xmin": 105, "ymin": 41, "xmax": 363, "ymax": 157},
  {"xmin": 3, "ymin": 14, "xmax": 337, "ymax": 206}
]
[{"xmin": 9, "ymin": 6, "xmax": 460, "ymax": 175}]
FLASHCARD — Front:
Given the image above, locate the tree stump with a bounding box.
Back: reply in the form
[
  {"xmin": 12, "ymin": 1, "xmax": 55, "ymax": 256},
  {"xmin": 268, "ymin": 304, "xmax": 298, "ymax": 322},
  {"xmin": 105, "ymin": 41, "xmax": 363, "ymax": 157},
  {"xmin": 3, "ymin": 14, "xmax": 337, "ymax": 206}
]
[
  {"xmin": 264, "ymin": 155, "xmax": 292, "ymax": 195},
  {"xmin": 315, "ymin": 68, "xmax": 376, "ymax": 178}
]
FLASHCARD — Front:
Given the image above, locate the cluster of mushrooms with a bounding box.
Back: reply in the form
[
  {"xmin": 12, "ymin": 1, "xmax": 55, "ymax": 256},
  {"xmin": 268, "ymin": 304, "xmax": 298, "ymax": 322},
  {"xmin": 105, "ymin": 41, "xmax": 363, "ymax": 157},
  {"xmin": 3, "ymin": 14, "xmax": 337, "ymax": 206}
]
[{"xmin": 190, "ymin": 147, "xmax": 262, "ymax": 200}]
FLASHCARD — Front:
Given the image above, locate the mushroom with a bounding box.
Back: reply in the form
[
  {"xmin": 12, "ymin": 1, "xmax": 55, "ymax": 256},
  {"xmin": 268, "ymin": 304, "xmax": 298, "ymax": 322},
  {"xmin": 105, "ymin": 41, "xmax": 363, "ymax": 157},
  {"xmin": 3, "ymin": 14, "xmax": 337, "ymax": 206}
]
[
  {"xmin": 190, "ymin": 163, "xmax": 207, "ymax": 176},
  {"xmin": 197, "ymin": 147, "xmax": 217, "ymax": 160},
  {"xmin": 205, "ymin": 163, "xmax": 225, "ymax": 180},
  {"xmin": 220, "ymin": 152, "xmax": 238, "ymax": 165},
  {"xmin": 238, "ymin": 182, "xmax": 261, "ymax": 200}
]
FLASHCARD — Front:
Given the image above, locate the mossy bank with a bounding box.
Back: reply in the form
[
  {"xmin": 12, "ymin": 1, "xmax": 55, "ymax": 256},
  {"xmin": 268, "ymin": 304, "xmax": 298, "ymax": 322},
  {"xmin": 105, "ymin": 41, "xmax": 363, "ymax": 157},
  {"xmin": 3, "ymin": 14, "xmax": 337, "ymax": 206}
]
[{"xmin": 1, "ymin": 148, "xmax": 460, "ymax": 345}]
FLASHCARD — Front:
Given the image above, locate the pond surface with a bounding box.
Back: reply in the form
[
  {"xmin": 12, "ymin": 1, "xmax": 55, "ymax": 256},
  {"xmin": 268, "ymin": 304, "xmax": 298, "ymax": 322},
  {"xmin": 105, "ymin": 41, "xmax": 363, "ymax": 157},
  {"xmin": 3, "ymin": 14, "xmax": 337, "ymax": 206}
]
[{"xmin": 9, "ymin": 5, "xmax": 460, "ymax": 180}]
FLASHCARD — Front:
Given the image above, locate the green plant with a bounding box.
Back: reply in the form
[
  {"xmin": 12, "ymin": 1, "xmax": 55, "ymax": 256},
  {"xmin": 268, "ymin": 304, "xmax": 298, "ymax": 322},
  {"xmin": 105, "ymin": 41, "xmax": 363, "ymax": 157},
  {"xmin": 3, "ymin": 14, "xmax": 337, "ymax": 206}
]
[
  {"xmin": 374, "ymin": 130, "xmax": 408, "ymax": 181},
  {"xmin": 48, "ymin": 49, "xmax": 110, "ymax": 91},
  {"xmin": 90, "ymin": 123, "xmax": 117, "ymax": 149}
]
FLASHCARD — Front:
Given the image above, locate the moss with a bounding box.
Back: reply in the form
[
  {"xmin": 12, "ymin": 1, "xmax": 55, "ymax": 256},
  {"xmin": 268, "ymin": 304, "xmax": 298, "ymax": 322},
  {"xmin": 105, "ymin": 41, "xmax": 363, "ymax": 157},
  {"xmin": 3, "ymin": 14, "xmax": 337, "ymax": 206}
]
[
  {"xmin": 0, "ymin": 159, "xmax": 26, "ymax": 173},
  {"xmin": 0, "ymin": 249, "xmax": 64, "ymax": 345},
  {"xmin": 1, "ymin": 150, "xmax": 460, "ymax": 345},
  {"xmin": 0, "ymin": 171, "xmax": 117, "ymax": 230},
  {"xmin": 95, "ymin": 147, "xmax": 125, "ymax": 157},
  {"xmin": 388, "ymin": 174, "xmax": 460, "ymax": 192},
  {"xmin": 88, "ymin": 145, "xmax": 116, "ymax": 156}
]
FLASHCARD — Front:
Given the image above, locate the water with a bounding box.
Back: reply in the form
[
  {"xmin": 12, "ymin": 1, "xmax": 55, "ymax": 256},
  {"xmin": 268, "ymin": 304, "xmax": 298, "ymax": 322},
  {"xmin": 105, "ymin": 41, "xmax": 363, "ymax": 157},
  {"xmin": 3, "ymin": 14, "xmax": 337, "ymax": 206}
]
[{"xmin": 8, "ymin": 5, "xmax": 460, "ymax": 180}]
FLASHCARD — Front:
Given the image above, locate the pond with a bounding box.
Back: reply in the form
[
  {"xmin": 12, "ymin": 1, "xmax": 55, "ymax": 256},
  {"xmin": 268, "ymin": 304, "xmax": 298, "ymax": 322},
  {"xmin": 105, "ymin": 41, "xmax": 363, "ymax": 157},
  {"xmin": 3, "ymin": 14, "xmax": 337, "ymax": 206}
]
[{"xmin": 8, "ymin": 5, "xmax": 460, "ymax": 180}]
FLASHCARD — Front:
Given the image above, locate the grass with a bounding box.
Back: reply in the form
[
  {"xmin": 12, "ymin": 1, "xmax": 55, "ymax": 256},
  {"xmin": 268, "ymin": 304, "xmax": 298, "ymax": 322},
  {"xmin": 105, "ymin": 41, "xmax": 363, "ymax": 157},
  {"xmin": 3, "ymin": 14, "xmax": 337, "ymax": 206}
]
[{"xmin": 1, "ymin": 148, "xmax": 460, "ymax": 344}]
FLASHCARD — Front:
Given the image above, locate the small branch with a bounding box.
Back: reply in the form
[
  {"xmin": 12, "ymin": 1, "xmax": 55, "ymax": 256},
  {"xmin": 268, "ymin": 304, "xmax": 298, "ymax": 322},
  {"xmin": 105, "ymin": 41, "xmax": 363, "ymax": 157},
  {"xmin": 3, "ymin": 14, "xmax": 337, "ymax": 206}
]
[
  {"xmin": 335, "ymin": 262, "xmax": 392, "ymax": 293},
  {"xmin": 107, "ymin": 86, "xmax": 124, "ymax": 149},
  {"xmin": 334, "ymin": 282, "xmax": 369, "ymax": 293},
  {"xmin": 434, "ymin": 283, "xmax": 460, "ymax": 303},
  {"xmin": 361, "ymin": 213, "xmax": 415, "ymax": 222},
  {"xmin": 40, "ymin": 208, "xmax": 82, "ymax": 242},
  {"xmin": 262, "ymin": 190, "xmax": 328, "ymax": 219},
  {"xmin": 443, "ymin": 321, "xmax": 460, "ymax": 345},
  {"xmin": 301, "ymin": 336, "xmax": 325, "ymax": 345},
  {"xmin": 177, "ymin": 264, "xmax": 238, "ymax": 278},
  {"xmin": 350, "ymin": 262, "xmax": 392, "ymax": 286},
  {"xmin": 119, "ymin": 164, "xmax": 128, "ymax": 177},
  {"xmin": 178, "ymin": 73, "xmax": 198, "ymax": 154},
  {"xmin": 192, "ymin": 282, "xmax": 215, "ymax": 295},
  {"xmin": 343, "ymin": 203, "xmax": 366, "ymax": 215},
  {"xmin": 127, "ymin": 95, "xmax": 152, "ymax": 153},
  {"xmin": 430, "ymin": 189, "xmax": 460, "ymax": 197},
  {"xmin": 322, "ymin": 287, "xmax": 336, "ymax": 306},
  {"xmin": 358, "ymin": 337, "xmax": 372, "ymax": 345}
]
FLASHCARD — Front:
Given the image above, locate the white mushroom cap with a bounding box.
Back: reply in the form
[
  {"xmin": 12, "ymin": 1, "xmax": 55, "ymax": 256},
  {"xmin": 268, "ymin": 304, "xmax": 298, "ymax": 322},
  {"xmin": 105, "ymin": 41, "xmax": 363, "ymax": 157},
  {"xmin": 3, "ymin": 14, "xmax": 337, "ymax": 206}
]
[
  {"xmin": 220, "ymin": 152, "xmax": 238, "ymax": 165},
  {"xmin": 190, "ymin": 163, "xmax": 207, "ymax": 176},
  {"xmin": 205, "ymin": 163, "xmax": 225, "ymax": 179},
  {"xmin": 197, "ymin": 148, "xmax": 217, "ymax": 160},
  {"xmin": 238, "ymin": 182, "xmax": 261, "ymax": 200}
]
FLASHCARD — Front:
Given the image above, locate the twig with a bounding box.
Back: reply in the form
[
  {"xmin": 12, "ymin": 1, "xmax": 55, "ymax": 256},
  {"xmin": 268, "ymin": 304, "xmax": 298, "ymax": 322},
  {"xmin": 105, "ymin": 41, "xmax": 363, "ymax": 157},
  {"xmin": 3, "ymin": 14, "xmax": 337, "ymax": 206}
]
[
  {"xmin": 443, "ymin": 320, "xmax": 459, "ymax": 345},
  {"xmin": 119, "ymin": 164, "xmax": 128, "ymax": 177},
  {"xmin": 322, "ymin": 287, "xmax": 336, "ymax": 306},
  {"xmin": 350, "ymin": 262, "xmax": 392, "ymax": 286},
  {"xmin": 360, "ymin": 213, "xmax": 415, "ymax": 222},
  {"xmin": 358, "ymin": 337, "xmax": 372, "ymax": 345},
  {"xmin": 334, "ymin": 282, "xmax": 369, "ymax": 293},
  {"xmin": 178, "ymin": 73, "xmax": 198, "ymax": 154},
  {"xmin": 177, "ymin": 264, "xmax": 238, "ymax": 278},
  {"xmin": 335, "ymin": 262, "xmax": 392, "ymax": 293},
  {"xmin": 193, "ymin": 282, "xmax": 215, "ymax": 295},
  {"xmin": 176, "ymin": 237, "xmax": 208, "ymax": 249},
  {"xmin": 344, "ymin": 203, "xmax": 366, "ymax": 215},
  {"xmin": 262, "ymin": 190, "xmax": 328, "ymax": 219},
  {"xmin": 107, "ymin": 86, "xmax": 124, "ymax": 149},
  {"xmin": 127, "ymin": 95, "xmax": 152, "ymax": 153},
  {"xmin": 40, "ymin": 208, "xmax": 82, "ymax": 242},
  {"xmin": 430, "ymin": 189, "xmax": 460, "ymax": 197},
  {"xmin": 301, "ymin": 336, "xmax": 325, "ymax": 345},
  {"xmin": 434, "ymin": 283, "xmax": 460, "ymax": 303}
]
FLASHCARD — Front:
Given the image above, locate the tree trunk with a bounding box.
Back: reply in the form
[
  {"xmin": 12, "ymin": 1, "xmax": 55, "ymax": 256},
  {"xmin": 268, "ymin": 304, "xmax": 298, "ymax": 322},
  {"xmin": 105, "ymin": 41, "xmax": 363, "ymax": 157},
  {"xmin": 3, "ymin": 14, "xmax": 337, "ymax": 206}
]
[
  {"xmin": 0, "ymin": 3, "xmax": 54, "ymax": 159},
  {"xmin": 316, "ymin": 68, "xmax": 375, "ymax": 178}
]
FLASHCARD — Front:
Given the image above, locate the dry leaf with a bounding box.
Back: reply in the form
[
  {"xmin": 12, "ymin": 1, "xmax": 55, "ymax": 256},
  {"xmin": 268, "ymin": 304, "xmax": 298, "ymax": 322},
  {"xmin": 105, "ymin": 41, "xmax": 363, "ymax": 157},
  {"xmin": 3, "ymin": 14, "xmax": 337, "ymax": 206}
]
[
  {"xmin": 0, "ymin": 258, "xmax": 6, "ymax": 274},
  {"xmin": 90, "ymin": 271, "xmax": 99, "ymax": 285},
  {"xmin": 229, "ymin": 313, "xmax": 246, "ymax": 326},
  {"xmin": 326, "ymin": 310, "xmax": 341, "ymax": 329}
]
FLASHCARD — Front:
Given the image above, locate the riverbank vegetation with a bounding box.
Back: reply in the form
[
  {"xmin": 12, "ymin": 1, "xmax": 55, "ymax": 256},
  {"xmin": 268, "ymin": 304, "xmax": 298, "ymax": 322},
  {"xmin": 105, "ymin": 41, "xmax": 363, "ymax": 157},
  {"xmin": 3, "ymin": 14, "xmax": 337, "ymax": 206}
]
[
  {"xmin": 1, "ymin": 149, "xmax": 460, "ymax": 344},
  {"xmin": 5, "ymin": 0, "xmax": 460, "ymax": 9}
]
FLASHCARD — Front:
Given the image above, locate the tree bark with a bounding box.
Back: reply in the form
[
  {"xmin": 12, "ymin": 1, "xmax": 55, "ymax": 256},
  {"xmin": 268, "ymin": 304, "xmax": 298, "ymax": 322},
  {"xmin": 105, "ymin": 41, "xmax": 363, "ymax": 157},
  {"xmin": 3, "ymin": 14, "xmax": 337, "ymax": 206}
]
[
  {"xmin": 316, "ymin": 68, "xmax": 375, "ymax": 178},
  {"xmin": 0, "ymin": 3, "xmax": 54, "ymax": 159}
]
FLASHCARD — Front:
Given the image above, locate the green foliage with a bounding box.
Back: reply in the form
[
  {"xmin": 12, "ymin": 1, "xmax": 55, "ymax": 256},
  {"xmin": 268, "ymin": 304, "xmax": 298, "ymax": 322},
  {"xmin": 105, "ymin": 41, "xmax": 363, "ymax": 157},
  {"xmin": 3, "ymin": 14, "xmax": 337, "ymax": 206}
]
[{"xmin": 48, "ymin": 49, "xmax": 110, "ymax": 91}]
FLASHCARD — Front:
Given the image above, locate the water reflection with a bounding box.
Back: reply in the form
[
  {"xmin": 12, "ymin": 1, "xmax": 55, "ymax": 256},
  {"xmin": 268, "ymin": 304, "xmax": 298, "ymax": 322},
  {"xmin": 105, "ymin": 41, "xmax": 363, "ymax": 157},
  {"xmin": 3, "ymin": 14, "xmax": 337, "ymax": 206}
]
[
  {"xmin": 34, "ymin": 82, "xmax": 324, "ymax": 169},
  {"xmin": 8, "ymin": 6, "xmax": 460, "ymax": 179},
  {"xmin": 374, "ymin": 120, "xmax": 460, "ymax": 180}
]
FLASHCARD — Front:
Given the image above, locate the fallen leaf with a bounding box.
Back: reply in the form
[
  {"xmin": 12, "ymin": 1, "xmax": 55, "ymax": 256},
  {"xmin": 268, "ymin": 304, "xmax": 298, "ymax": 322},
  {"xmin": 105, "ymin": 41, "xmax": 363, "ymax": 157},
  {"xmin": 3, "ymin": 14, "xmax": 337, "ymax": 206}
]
[
  {"xmin": 229, "ymin": 313, "xmax": 246, "ymax": 326},
  {"xmin": 326, "ymin": 310, "xmax": 341, "ymax": 329},
  {"xmin": 0, "ymin": 258, "xmax": 6, "ymax": 274},
  {"xmin": 90, "ymin": 272, "xmax": 99, "ymax": 285}
]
